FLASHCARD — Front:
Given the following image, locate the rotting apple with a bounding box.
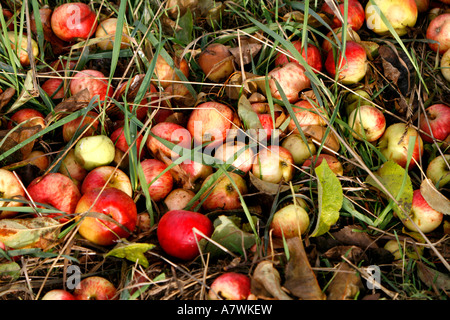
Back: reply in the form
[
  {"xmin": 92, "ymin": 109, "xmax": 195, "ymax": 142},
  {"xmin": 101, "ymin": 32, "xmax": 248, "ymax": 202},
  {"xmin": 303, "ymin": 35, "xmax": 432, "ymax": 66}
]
[
  {"xmin": 281, "ymin": 133, "xmax": 317, "ymax": 165},
  {"xmin": 426, "ymin": 154, "xmax": 450, "ymax": 188},
  {"xmin": 42, "ymin": 289, "xmax": 76, "ymax": 300},
  {"xmin": 197, "ymin": 42, "xmax": 235, "ymax": 82},
  {"xmin": 402, "ymin": 189, "xmax": 443, "ymax": 233},
  {"xmin": 25, "ymin": 150, "xmax": 50, "ymax": 172},
  {"xmin": 0, "ymin": 168, "xmax": 26, "ymax": 219},
  {"xmin": 321, "ymin": 0, "xmax": 365, "ymax": 31},
  {"xmin": 74, "ymin": 135, "xmax": 116, "ymax": 171},
  {"xmin": 303, "ymin": 153, "xmax": 344, "ymax": 176},
  {"xmin": 274, "ymin": 40, "xmax": 323, "ymax": 73},
  {"xmin": 426, "ymin": 13, "xmax": 450, "ymax": 54},
  {"xmin": 378, "ymin": 122, "xmax": 423, "ymax": 170},
  {"xmin": 156, "ymin": 209, "xmax": 213, "ymax": 261},
  {"xmin": 75, "ymin": 187, "xmax": 137, "ymax": 246},
  {"xmin": 268, "ymin": 62, "xmax": 311, "ymax": 103},
  {"xmin": 6, "ymin": 31, "xmax": 39, "ymax": 66},
  {"xmin": 164, "ymin": 188, "xmax": 199, "ymax": 211},
  {"xmin": 27, "ymin": 172, "xmax": 81, "ymax": 222},
  {"xmin": 7, "ymin": 108, "xmax": 45, "ymax": 130},
  {"xmin": 179, "ymin": 159, "xmax": 214, "ymax": 187},
  {"xmin": 208, "ymin": 272, "xmax": 252, "ymax": 300},
  {"xmin": 365, "ymin": 0, "xmax": 418, "ymax": 36},
  {"xmin": 110, "ymin": 126, "xmax": 145, "ymax": 159},
  {"xmin": 73, "ymin": 276, "xmax": 117, "ymax": 300},
  {"xmin": 419, "ymin": 103, "xmax": 450, "ymax": 143},
  {"xmin": 140, "ymin": 158, "xmax": 173, "ymax": 202},
  {"xmin": 325, "ymin": 40, "xmax": 368, "ymax": 85},
  {"xmin": 270, "ymin": 203, "xmax": 310, "ymax": 238},
  {"xmin": 287, "ymin": 99, "xmax": 328, "ymax": 134},
  {"xmin": 252, "ymin": 145, "xmax": 295, "ymax": 184},
  {"xmin": 214, "ymin": 141, "xmax": 255, "ymax": 175},
  {"xmin": 57, "ymin": 148, "xmax": 88, "ymax": 187},
  {"xmin": 441, "ymin": 48, "xmax": 450, "ymax": 82},
  {"xmin": 187, "ymin": 101, "xmax": 235, "ymax": 149},
  {"xmin": 200, "ymin": 172, "xmax": 248, "ymax": 212},
  {"xmin": 95, "ymin": 17, "xmax": 131, "ymax": 51},
  {"xmin": 70, "ymin": 69, "xmax": 114, "ymax": 102},
  {"xmin": 414, "ymin": 0, "xmax": 430, "ymax": 12},
  {"xmin": 348, "ymin": 104, "xmax": 386, "ymax": 142},
  {"xmin": 51, "ymin": 2, "xmax": 98, "ymax": 43},
  {"xmin": 146, "ymin": 121, "xmax": 191, "ymax": 160},
  {"xmin": 152, "ymin": 54, "xmax": 189, "ymax": 89},
  {"xmin": 62, "ymin": 111, "xmax": 99, "ymax": 143},
  {"xmin": 80, "ymin": 165, "xmax": 133, "ymax": 197}
]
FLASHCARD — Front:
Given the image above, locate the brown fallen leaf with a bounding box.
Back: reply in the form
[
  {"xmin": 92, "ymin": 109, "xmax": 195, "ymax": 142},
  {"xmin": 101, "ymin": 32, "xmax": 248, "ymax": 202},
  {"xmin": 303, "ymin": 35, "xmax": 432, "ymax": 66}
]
[
  {"xmin": 229, "ymin": 34, "xmax": 263, "ymax": 67},
  {"xmin": 0, "ymin": 87, "xmax": 16, "ymax": 112},
  {"xmin": 420, "ymin": 178, "xmax": 450, "ymax": 215},
  {"xmin": 326, "ymin": 262, "xmax": 364, "ymax": 300},
  {"xmin": 251, "ymin": 260, "xmax": 293, "ymax": 300},
  {"xmin": 283, "ymin": 236, "xmax": 326, "ymax": 300},
  {"xmin": 331, "ymin": 225, "xmax": 379, "ymax": 249},
  {"xmin": 322, "ymin": 245, "xmax": 367, "ymax": 264},
  {"xmin": 417, "ymin": 261, "xmax": 450, "ymax": 293}
]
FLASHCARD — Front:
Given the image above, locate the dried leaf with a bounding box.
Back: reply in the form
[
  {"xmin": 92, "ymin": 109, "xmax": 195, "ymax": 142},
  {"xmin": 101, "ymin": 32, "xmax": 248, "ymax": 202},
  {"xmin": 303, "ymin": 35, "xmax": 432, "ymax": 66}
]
[
  {"xmin": 251, "ymin": 260, "xmax": 293, "ymax": 300},
  {"xmin": 331, "ymin": 225, "xmax": 379, "ymax": 249},
  {"xmin": 417, "ymin": 261, "xmax": 450, "ymax": 291},
  {"xmin": 249, "ymin": 172, "xmax": 291, "ymax": 195},
  {"xmin": 326, "ymin": 262, "xmax": 363, "ymax": 300},
  {"xmin": 238, "ymin": 95, "xmax": 262, "ymax": 130},
  {"xmin": 0, "ymin": 87, "xmax": 16, "ymax": 112},
  {"xmin": 8, "ymin": 70, "xmax": 39, "ymax": 114},
  {"xmin": 45, "ymin": 89, "xmax": 91, "ymax": 123},
  {"xmin": 420, "ymin": 178, "xmax": 450, "ymax": 215},
  {"xmin": 229, "ymin": 36, "xmax": 263, "ymax": 67},
  {"xmin": 322, "ymin": 245, "xmax": 367, "ymax": 263},
  {"xmin": 284, "ymin": 237, "xmax": 326, "ymax": 300},
  {"xmin": 105, "ymin": 242, "xmax": 155, "ymax": 268}
]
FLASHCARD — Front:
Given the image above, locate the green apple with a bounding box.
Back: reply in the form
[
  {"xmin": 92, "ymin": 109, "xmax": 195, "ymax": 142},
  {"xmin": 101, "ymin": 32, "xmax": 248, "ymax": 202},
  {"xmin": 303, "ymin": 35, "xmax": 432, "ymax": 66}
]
[{"xmin": 74, "ymin": 135, "xmax": 116, "ymax": 171}]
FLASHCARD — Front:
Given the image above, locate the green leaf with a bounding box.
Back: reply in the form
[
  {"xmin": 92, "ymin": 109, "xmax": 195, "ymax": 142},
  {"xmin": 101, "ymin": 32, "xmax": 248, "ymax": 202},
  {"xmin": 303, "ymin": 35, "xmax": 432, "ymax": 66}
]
[
  {"xmin": 365, "ymin": 160, "xmax": 413, "ymax": 220},
  {"xmin": 238, "ymin": 95, "xmax": 262, "ymax": 130},
  {"xmin": 310, "ymin": 160, "xmax": 343, "ymax": 237},
  {"xmin": 105, "ymin": 242, "xmax": 155, "ymax": 268}
]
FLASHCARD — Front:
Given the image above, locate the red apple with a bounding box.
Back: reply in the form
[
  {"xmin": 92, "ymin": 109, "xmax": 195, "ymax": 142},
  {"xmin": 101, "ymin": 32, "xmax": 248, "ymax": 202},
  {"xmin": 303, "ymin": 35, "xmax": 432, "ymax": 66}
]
[
  {"xmin": 41, "ymin": 78, "xmax": 65, "ymax": 99},
  {"xmin": 152, "ymin": 54, "xmax": 189, "ymax": 89},
  {"xmin": 419, "ymin": 104, "xmax": 450, "ymax": 143},
  {"xmin": 426, "ymin": 154, "xmax": 450, "ymax": 188},
  {"xmin": 270, "ymin": 203, "xmax": 310, "ymax": 238},
  {"xmin": 6, "ymin": 31, "xmax": 39, "ymax": 66},
  {"xmin": 402, "ymin": 189, "xmax": 443, "ymax": 233},
  {"xmin": 200, "ymin": 172, "xmax": 248, "ymax": 211},
  {"xmin": 0, "ymin": 168, "xmax": 26, "ymax": 219},
  {"xmin": 110, "ymin": 126, "xmax": 145, "ymax": 159},
  {"xmin": 156, "ymin": 209, "xmax": 213, "ymax": 261},
  {"xmin": 365, "ymin": 0, "xmax": 418, "ymax": 36},
  {"xmin": 322, "ymin": 27, "xmax": 361, "ymax": 53},
  {"xmin": 147, "ymin": 122, "xmax": 191, "ymax": 160},
  {"xmin": 325, "ymin": 40, "xmax": 368, "ymax": 85},
  {"xmin": 70, "ymin": 69, "xmax": 114, "ymax": 102},
  {"xmin": 303, "ymin": 153, "xmax": 344, "ymax": 176},
  {"xmin": 378, "ymin": 122, "xmax": 424, "ymax": 170},
  {"xmin": 415, "ymin": 0, "xmax": 430, "ymax": 12},
  {"xmin": 426, "ymin": 13, "xmax": 450, "ymax": 54},
  {"xmin": 7, "ymin": 108, "xmax": 45, "ymax": 130},
  {"xmin": 257, "ymin": 113, "xmax": 276, "ymax": 139},
  {"xmin": 268, "ymin": 62, "xmax": 311, "ymax": 103},
  {"xmin": 73, "ymin": 276, "xmax": 117, "ymax": 300},
  {"xmin": 187, "ymin": 101, "xmax": 235, "ymax": 149},
  {"xmin": 2, "ymin": 9, "xmax": 14, "ymax": 31},
  {"xmin": 197, "ymin": 42, "xmax": 235, "ymax": 82},
  {"xmin": 140, "ymin": 159, "xmax": 173, "ymax": 202},
  {"xmin": 179, "ymin": 159, "xmax": 214, "ymax": 186},
  {"xmin": 252, "ymin": 145, "xmax": 294, "ymax": 183},
  {"xmin": 114, "ymin": 79, "xmax": 157, "ymax": 121},
  {"xmin": 51, "ymin": 2, "xmax": 98, "ymax": 42},
  {"xmin": 164, "ymin": 188, "xmax": 199, "ymax": 211},
  {"xmin": 274, "ymin": 40, "xmax": 323, "ymax": 72},
  {"xmin": 75, "ymin": 187, "xmax": 137, "ymax": 246},
  {"xmin": 80, "ymin": 165, "xmax": 133, "ymax": 197},
  {"xmin": 95, "ymin": 17, "xmax": 131, "ymax": 51},
  {"xmin": 58, "ymin": 148, "xmax": 88, "ymax": 187},
  {"xmin": 42, "ymin": 289, "xmax": 76, "ymax": 300},
  {"xmin": 348, "ymin": 104, "xmax": 386, "ymax": 142},
  {"xmin": 27, "ymin": 172, "xmax": 81, "ymax": 222},
  {"xmin": 287, "ymin": 99, "xmax": 328, "ymax": 133},
  {"xmin": 214, "ymin": 141, "xmax": 255, "ymax": 175},
  {"xmin": 208, "ymin": 272, "xmax": 252, "ymax": 300},
  {"xmin": 62, "ymin": 111, "xmax": 99, "ymax": 143},
  {"xmin": 321, "ymin": 0, "xmax": 365, "ymax": 31}
]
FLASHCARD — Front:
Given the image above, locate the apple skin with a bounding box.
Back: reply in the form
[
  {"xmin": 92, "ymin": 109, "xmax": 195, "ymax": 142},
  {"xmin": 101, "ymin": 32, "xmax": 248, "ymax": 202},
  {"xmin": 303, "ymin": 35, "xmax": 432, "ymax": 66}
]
[
  {"xmin": 42, "ymin": 289, "xmax": 76, "ymax": 300},
  {"xmin": 197, "ymin": 43, "xmax": 235, "ymax": 82},
  {"xmin": 214, "ymin": 141, "xmax": 255, "ymax": 175},
  {"xmin": 378, "ymin": 123, "xmax": 423, "ymax": 170},
  {"xmin": 287, "ymin": 99, "xmax": 328, "ymax": 134},
  {"xmin": 441, "ymin": 48, "xmax": 450, "ymax": 82},
  {"xmin": 303, "ymin": 154, "xmax": 344, "ymax": 176},
  {"xmin": 70, "ymin": 69, "xmax": 114, "ymax": 102},
  {"xmin": 325, "ymin": 40, "xmax": 368, "ymax": 85},
  {"xmin": 321, "ymin": 0, "xmax": 365, "ymax": 31},
  {"xmin": 80, "ymin": 165, "xmax": 133, "ymax": 197},
  {"xmin": 62, "ymin": 111, "xmax": 99, "ymax": 143},
  {"xmin": 179, "ymin": 159, "xmax": 214, "ymax": 187},
  {"xmin": 365, "ymin": 0, "xmax": 418, "ymax": 36},
  {"xmin": 348, "ymin": 105, "xmax": 386, "ymax": 142},
  {"xmin": 27, "ymin": 172, "xmax": 81, "ymax": 222},
  {"xmin": 74, "ymin": 135, "xmax": 116, "ymax": 171},
  {"xmin": 419, "ymin": 104, "xmax": 450, "ymax": 143},
  {"xmin": 208, "ymin": 272, "xmax": 252, "ymax": 300},
  {"xmin": 270, "ymin": 203, "xmax": 310, "ymax": 238},
  {"xmin": 147, "ymin": 122, "xmax": 192, "ymax": 160},
  {"xmin": 268, "ymin": 62, "xmax": 311, "ymax": 103},
  {"xmin": 41, "ymin": 78, "xmax": 65, "ymax": 99},
  {"xmin": 402, "ymin": 189, "xmax": 443, "ymax": 233},
  {"xmin": 7, "ymin": 108, "xmax": 45, "ymax": 130},
  {"xmin": 58, "ymin": 148, "xmax": 88, "ymax": 187},
  {"xmin": 187, "ymin": 101, "xmax": 235, "ymax": 149},
  {"xmin": 252, "ymin": 145, "xmax": 295, "ymax": 184},
  {"xmin": 200, "ymin": 172, "xmax": 248, "ymax": 212},
  {"xmin": 51, "ymin": 2, "xmax": 98, "ymax": 42},
  {"xmin": 164, "ymin": 188, "xmax": 199, "ymax": 211},
  {"xmin": 140, "ymin": 159, "xmax": 174, "ymax": 202},
  {"xmin": 73, "ymin": 276, "xmax": 117, "ymax": 300},
  {"xmin": 322, "ymin": 27, "xmax": 361, "ymax": 53},
  {"xmin": 0, "ymin": 168, "xmax": 26, "ymax": 219},
  {"xmin": 75, "ymin": 187, "xmax": 137, "ymax": 246},
  {"xmin": 153, "ymin": 54, "xmax": 189, "ymax": 89},
  {"xmin": 281, "ymin": 133, "xmax": 317, "ymax": 165},
  {"xmin": 426, "ymin": 154, "xmax": 450, "ymax": 188},
  {"xmin": 2, "ymin": 9, "xmax": 14, "ymax": 31},
  {"xmin": 426, "ymin": 13, "xmax": 450, "ymax": 54},
  {"xmin": 414, "ymin": 0, "xmax": 430, "ymax": 12},
  {"xmin": 95, "ymin": 18, "xmax": 131, "ymax": 51},
  {"xmin": 156, "ymin": 210, "xmax": 213, "ymax": 261},
  {"xmin": 6, "ymin": 31, "xmax": 39, "ymax": 66},
  {"xmin": 25, "ymin": 150, "xmax": 50, "ymax": 172},
  {"xmin": 274, "ymin": 41, "xmax": 323, "ymax": 73},
  {"xmin": 110, "ymin": 126, "xmax": 145, "ymax": 159}
]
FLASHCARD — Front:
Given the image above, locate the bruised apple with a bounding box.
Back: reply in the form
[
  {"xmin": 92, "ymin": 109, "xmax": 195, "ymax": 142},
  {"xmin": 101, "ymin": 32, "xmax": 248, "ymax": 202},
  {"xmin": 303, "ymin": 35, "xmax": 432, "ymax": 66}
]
[
  {"xmin": 252, "ymin": 145, "xmax": 294, "ymax": 184},
  {"xmin": 208, "ymin": 272, "xmax": 252, "ymax": 300},
  {"xmin": 152, "ymin": 54, "xmax": 189, "ymax": 89},
  {"xmin": 197, "ymin": 42, "xmax": 235, "ymax": 82},
  {"xmin": 157, "ymin": 210, "xmax": 213, "ymax": 261},
  {"xmin": 268, "ymin": 62, "xmax": 311, "ymax": 103}
]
